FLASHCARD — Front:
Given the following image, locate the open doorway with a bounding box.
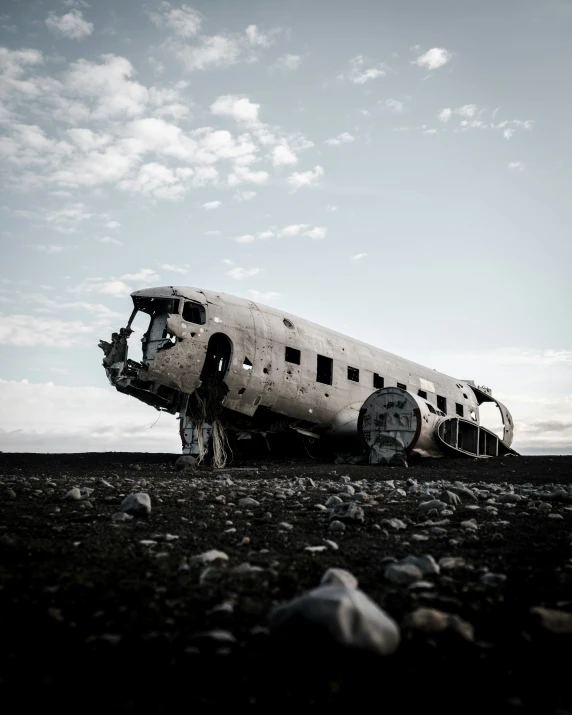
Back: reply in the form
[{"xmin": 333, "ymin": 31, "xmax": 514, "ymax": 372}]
[
  {"xmin": 479, "ymin": 402, "xmax": 505, "ymax": 439},
  {"xmin": 200, "ymin": 333, "xmax": 233, "ymax": 385}
]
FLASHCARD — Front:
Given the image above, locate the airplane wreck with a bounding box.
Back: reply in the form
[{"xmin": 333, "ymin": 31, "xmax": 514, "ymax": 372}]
[{"xmin": 99, "ymin": 286, "xmax": 517, "ymax": 466}]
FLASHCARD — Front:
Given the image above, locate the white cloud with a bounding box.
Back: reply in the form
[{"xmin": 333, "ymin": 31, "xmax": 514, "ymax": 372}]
[
  {"xmin": 120, "ymin": 268, "xmax": 159, "ymax": 283},
  {"xmin": 202, "ymin": 200, "xmax": 221, "ymax": 209},
  {"xmin": 324, "ymin": 204, "xmax": 338, "ymax": 212},
  {"xmin": 174, "ymin": 34, "xmax": 243, "ymax": 72},
  {"xmin": 234, "ymin": 190, "xmax": 256, "ymax": 201},
  {"xmin": 351, "ymin": 253, "xmax": 367, "ymax": 260},
  {"xmin": 105, "ymin": 220, "xmax": 121, "ymax": 229},
  {"xmin": 422, "ymin": 128, "xmax": 437, "ymax": 135},
  {"xmin": 257, "ymin": 230, "xmax": 274, "ymax": 239},
  {"xmin": 324, "ymin": 132, "xmax": 355, "ymax": 146},
  {"xmin": 279, "ymin": 224, "xmax": 308, "ymax": 237},
  {"xmin": 29, "ymin": 244, "xmax": 64, "ymax": 253},
  {"xmin": 414, "ymin": 47, "xmax": 452, "ymax": 70},
  {"xmin": 98, "ymin": 281, "xmax": 132, "ymax": 297},
  {"xmin": 385, "ymin": 99, "xmax": 403, "ymax": 113},
  {"xmin": 272, "ymin": 144, "xmax": 298, "ymax": 165},
  {"xmin": 303, "ymin": 226, "xmax": 327, "ymax": 240},
  {"xmin": 248, "ymin": 289, "xmax": 280, "ymax": 301},
  {"xmin": 210, "ymin": 94, "xmax": 260, "ymax": 124},
  {"xmin": 438, "ymin": 108, "xmax": 452, "ymax": 123},
  {"xmin": 227, "ymin": 165, "xmax": 269, "ymax": 186},
  {"xmin": 45, "ymin": 203, "xmax": 93, "ymax": 233},
  {"xmin": 100, "ymin": 236, "xmax": 123, "ymax": 245},
  {"xmin": 159, "ymin": 263, "xmax": 188, "ymax": 273},
  {"xmin": 45, "ymin": 9, "xmax": 93, "ymax": 39},
  {"xmin": 508, "ymin": 161, "xmax": 525, "ymax": 171},
  {"xmin": 0, "ymin": 379, "xmax": 181, "ymax": 453},
  {"xmin": 234, "ymin": 234, "xmax": 255, "ymax": 243},
  {"xmin": 275, "ymin": 54, "xmax": 302, "ymax": 71},
  {"xmin": 245, "ymin": 25, "xmax": 277, "ymax": 48},
  {"xmin": 287, "ymin": 165, "xmax": 324, "ymax": 192},
  {"xmin": 226, "ymin": 266, "xmax": 262, "ymax": 280},
  {"xmin": 341, "ymin": 55, "xmax": 386, "ymax": 84},
  {"xmin": 0, "ymin": 315, "xmax": 92, "ymax": 347},
  {"xmin": 149, "ymin": 2, "xmax": 202, "ymax": 37}
]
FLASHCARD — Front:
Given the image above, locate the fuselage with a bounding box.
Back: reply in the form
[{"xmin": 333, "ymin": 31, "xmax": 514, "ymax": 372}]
[{"xmin": 100, "ymin": 285, "xmax": 514, "ymax": 450}]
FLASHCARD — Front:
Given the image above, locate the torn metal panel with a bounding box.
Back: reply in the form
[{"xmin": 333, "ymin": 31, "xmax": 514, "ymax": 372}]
[{"xmin": 100, "ymin": 285, "xmax": 517, "ymax": 463}]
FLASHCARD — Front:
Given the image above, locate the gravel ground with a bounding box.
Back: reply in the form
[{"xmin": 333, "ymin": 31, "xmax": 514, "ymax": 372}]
[{"xmin": 1, "ymin": 452, "xmax": 571, "ymax": 714}]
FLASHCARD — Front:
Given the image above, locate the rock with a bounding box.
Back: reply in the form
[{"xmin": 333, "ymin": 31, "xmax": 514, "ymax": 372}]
[
  {"xmin": 321, "ymin": 568, "xmax": 359, "ymax": 589},
  {"xmin": 498, "ymin": 493, "xmax": 522, "ymax": 503},
  {"xmin": 329, "ymin": 520, "xmax": 346, "ymax": 533},
  {"xmin": 120, "ymin": 493, "xmax": 151, "ymax": 517},
  {"xmin": 278, "ymin": 522, "xmax": 294, "ymax": 531},
  {"xmin": 270, "ymin": 584, "xmax": 400, "ymax": 656},
  {"xmin": 64, "ymin": 487, "xmax": 82, "ymax": 501},
  {"xmin": 382, "ymin": 518, "xmax": 407, "ymax": 531},
  {"xmin": 530, "ymin": 606, "xmax": 572, "ymax": 634},
  {"xmin": 190, "ymin": 549, "xmax": 229, "ymax": 565},
  {"xmin": 326, "ymin": 496, "xmax": 344, "ymax": 507},
  {"xmin": 404, "ymin": 607, "xmax": 474, "ymax": 641},
  {"xmin": 418, "ymin": 500, "xmax": 448, "ymax": 514},
  {"xmin": 330, "ymin": 502, "xmax": 365, "ymax": 524},
  {"xmin": 231, "ymin": 562, "xmax": 263, "ymax": 574},
  {"xmin": 440, "ymin": 490, "xmax": 462, "ymax": 507},
  {"xmin": 324, "ymin": 540, "xmax": 339, "ymax": 550},
  {"xmin": 439, "ymin": 556, "xmax": 466, "ymax": 570},
  {"xmin": 5, "ymin": 489, "xmax": 16, "ymax": 499},
  {"xmin": 385, "ymin": 563, "xmax": 423, "ymax": 585},
  {"xmin": 175, "ymin": 455, "xmax": 197, "ymax": 471},
  {"xmin": 339, "ymin": 484, "xmax": 355, "ymax": 496},
  {"xmin": 111, "ymin": 512, "xmax": 133, "ymax": 523},
  {"xmin": 461, "ymin": 519, "xmax": 478, "ymax": 530},
  {"xmin": 403, "ymin": 554, "xmax": 440, "ymax": 576},
  {"xmin": 480, "ymin": 572, "xmax": 507, "ymax": 587},
  {"xmin": 238, "ymin": 497, "xmax": 260, "ymax": 508}
]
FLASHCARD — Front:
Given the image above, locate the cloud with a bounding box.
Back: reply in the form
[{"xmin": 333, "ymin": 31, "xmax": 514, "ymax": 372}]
[
  {"xmin": 340, "ymin": 55, "xmax": 386, "ymax": 84},
  {"xmin": 100, "ymin": 236, "xmax": 123, "ymax": 245},
  {"xmin": 287, "ymin": 165, "xmax": 324, "ymax": 192},
  {"xmin": 414, "ymin": 47, "xmax": 452, "ymax": 70},
  {"xmin": 437, "ymin": 106, "xmax": 534, "ymax": 139},
  {"xmin": 234, "ymin": 190, "xmax": 256, "ymax": 201},
  {"xmin": 0, "ymin": 315, "xmax": 93, "ymax": 347},
  {"xmin": 234, "ymin": 234, "xmax": 255, "ymax": 243},
  {"xmin": 202, "ymin": 200, "xmax": 221, "ymax": 209},
  {"xmin": 28, "ymin": 244, "xmax": 65, "ymax": 253},
  {"xmin": 275, "ymin": 54, "xmax": 302, "ymax": 71},
  {"xmin": 45, "ymin": 9, "xmax": 93, "ymax": 39},
  {"xmin": 508, "ymin": 161, "xmax": 524, "ymax": 171},
  {"xmin": 324, "ymin": 204, "xmax": 338, "ymax": 212},
  {"xmin": 279, "ymin": 224, "xmax": 308, "ymax": 237},
  {"xmin": 210, "ymin": 95, "xmax": 260, "ymax": 124},
  {"xmin": 159, "ymin": 263, "xmax": 188, "ymax": 273},
  {"xmin": 0, "ymin": 379, "xmax": 181, "ymax": 453},
  {"xmin": 277, "ymin": 224, "xmax": 326, "ymax": 239},
  {"xmin": 385, "ymin": 99, "xmax": 403, "ymax": 113},
  {"xmin": 438, "ymin": 108, "xmax": 452, "ymax": 123},
  {"xmin": 324, "ymin": 132, "xmax": 355, "ymax": 146},
  {"xmin": 120, "ymin": 268, "xmax": 159, "ymax": 283},
  {"xmin": 351, "ymin": 253, "xmax": 367, "ymax": 260},
  {"xmin": 248, "ymin": 289, "xmax": 280, "ymax": 301},
  {"xmin": 245, "ymin": 25, "xmax": 277, "ymax": 48},
  {"xmin": 105, "ymin": 220, "xmax": 121, "ymax": 229},
  {"xmin": 148, "ymin": 2, "xmax": 202, "ymax": 38},
  {"xmin": 422, "ymin": 128, "xmax": 437, "ymax": 135},
  {"xmin": 304, "ymin": 226, "xmax": 327, "ymax": 240},
  {"xmin": 272, "ymin": 144, "xmax": 298, "ymax": 165},
  {"xmin": 257, "ymin": 230, "xmax": 274, "ymax": 239},
  {"xmin": 226, "ymin": 266, "xmax": 262, "ymax": 280},
  {"xmin": 227, "ymin": 165, "xmax": 269, "ymax": 186}
]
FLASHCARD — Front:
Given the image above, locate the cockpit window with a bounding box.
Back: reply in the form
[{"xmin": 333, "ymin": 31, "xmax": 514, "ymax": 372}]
[{"xmin": 182, "ymin": 301, "xmax": 206, "ymax": 324}]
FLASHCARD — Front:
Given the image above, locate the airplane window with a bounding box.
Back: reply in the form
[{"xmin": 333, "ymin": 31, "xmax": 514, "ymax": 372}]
[
  {"xmin": 456, "ymin": 403, "xmax": 464, "ymax": 417},
  {"xmin": 373, "ymin": 373, "xmax": 384, "ymax": 389},
  {"xmin": 182, "ymin": 301, "xmax": 206, "ymax": 325},
  {"xmin": 285, "ymin": 347, "xmax": 301, "ymax": 365},
  {"xmin": 418, "ymin": 390, "xmax": 427, "ymax": 399},
  {"xmin": 437, "ymin": 395, "xmax": 447, "ymax": 413},
  {"xmin": 347, "ymin": 366, "xmax": 359, "ymax": 382},
  {"xmin": 397, "ymin": 382, "xmax": 406, "ymax": 390},
  {"xmin": 243, "ymin": 357, "xmax": 253, "ymax": 371},
  {"xmin": 316, "ymin": 355, "xmax": 333, "ymax": 385}
]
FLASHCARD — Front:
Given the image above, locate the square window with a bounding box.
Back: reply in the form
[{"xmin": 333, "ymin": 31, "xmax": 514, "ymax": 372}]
[
  {"xmin": 456, "ymin": 403, "xmax": 464, "ymax": 417},
  {"xmin": 397, "ymin": 382, "xmax": 406, "ymax": 390},
  {"xmin": 437, "ymin": 395, "xmax": 447, "ymax": 413},
  {"xmin": 347, "ymin": 366, "xmax": 359, "ymax": 382},
  {"xmin": 316, "ymin": 354, "xmax": 333, "ymax": 385},
  {"xmin": 285, "ymin": 347, "xmax": 301, "ymax": 365},
  {"xmin": 418, "ymin": 390, "xmax": 427, "ymax": 399},
  {"xmin": 373, "ymin": 373, "xmax": 384, "ymax": 389}
]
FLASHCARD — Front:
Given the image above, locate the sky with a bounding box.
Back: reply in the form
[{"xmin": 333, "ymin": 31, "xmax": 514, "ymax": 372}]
[{"xmin": 0, "ymin": 0, "xmax": 571, "ymax": 454}]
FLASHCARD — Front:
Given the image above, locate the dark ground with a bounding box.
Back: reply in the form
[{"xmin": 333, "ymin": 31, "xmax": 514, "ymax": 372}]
[{"xmin": 1, "ymin": 452, "xmax": 571, "ymax": 714}]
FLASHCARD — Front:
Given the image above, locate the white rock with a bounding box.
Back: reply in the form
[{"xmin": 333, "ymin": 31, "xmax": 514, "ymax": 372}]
[
  {"xmin": 111, "ymin": 512, "xmax": 133, "ymax": 523},
  {"xmin": 190, "ymin": 549, "xmax": 229, "ymax": 565},
  {"xmin": 64, "ymin": 488, "xmax": 82, "ymax": 501},
  {"xmin": 385, "ymin": 563, "xmax": 423, "ymax": 585},
  {"xmin": 120, "ymin": 492, "xmax": 151, "ymax": 516},
  {"xmin": 321, "ymin": 568, "xmax": 358, "ymax": 589},
  {"xmin": 270, "ymin": 585, "xmax": 400, "ymax": 656},
  {"xmin": 238, "ymin": 497, "xmax": 260, "ymax": 507}
]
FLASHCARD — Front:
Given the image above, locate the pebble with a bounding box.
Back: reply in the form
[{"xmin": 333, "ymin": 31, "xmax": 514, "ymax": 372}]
[
  {"xmin": 329, "ymin": 519, "xmax": 346, "ymax": 533},
  {"xmin": 320, "ymin": 568, "xmax": 358, "ymax": 589},
  {"xmin": 385, "ymin": 563, "xmax": 424, "ymax": 585},
  {"xmin": 64, "ymin": 488, "xmax": 82, "ymax": 501},
  {"xmin": 326, "ymin": 496, "xmax": 344, "ymax": 507},
  {"xmin": 120, "ymin": 493, "xmax": 151, "ymax": 517},
  {"xmin": 403, "ymin": 554, "xmax": 440, "ymax": 576},
  {"xmin": 418, "ymin": 500, "xmax": 448, "ymax": 514},
  {"xmin": 439, "ymin": 556, "xmax": 466, "ymax": 570},
  {"xmin": 238, "ymin": 497, "xmax": 260, "ymax": 507},
  {"xmin": 404, "ymin": 607, "xmax": 474, "ymax": 641},
  {"xmin": 330, "ymin": 502, "xmax": 365, "ymax": 524},
  {"xmin": 111, "ymin": 512, "xmax": 133, "ymax": 523},
  {"xmin": 382, "ymin": 518, "xmax": 407, "ymax": 531},
  {"xmin": 190, "ymin": 549, "xmax": 229, "ymax": 565},
  {"xmin": 480, "ymin": 572, "xmax": 507, "ymax": 587},
  {"xmin": 270, "ymin": 584, "xmax": 401, "ymax": 656},
  {"xmin": 324, "ymin": 540, "xmax": 339, "ymax": 550},
  {"xmin": 530, "ymin": 606, "xmax": 572, "ymax": 634}
]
